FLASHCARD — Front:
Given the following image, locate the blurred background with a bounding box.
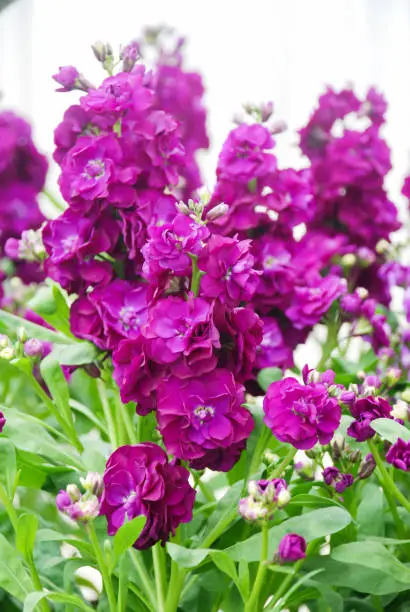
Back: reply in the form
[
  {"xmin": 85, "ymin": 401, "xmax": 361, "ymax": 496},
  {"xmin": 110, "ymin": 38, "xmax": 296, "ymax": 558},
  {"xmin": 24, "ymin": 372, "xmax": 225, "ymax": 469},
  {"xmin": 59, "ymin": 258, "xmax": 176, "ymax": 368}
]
[{"xmin": 1, "ymin": 0, "xmax": 410, "ymax": 205}]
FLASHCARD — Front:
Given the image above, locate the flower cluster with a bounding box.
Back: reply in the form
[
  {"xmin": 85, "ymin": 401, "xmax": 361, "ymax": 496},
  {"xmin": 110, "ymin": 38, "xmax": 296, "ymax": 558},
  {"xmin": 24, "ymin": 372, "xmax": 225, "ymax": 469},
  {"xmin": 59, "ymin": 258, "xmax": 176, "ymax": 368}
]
[
  {"xmin": 0, "ymin": 111, "xmax": 47, "ymax": 287},
  {"xmin": 100, "ymin": 443, "xmax": 195, "ymax": 549},
  {"xmin": 239, "ymin": 478, "xmax": 290, "ymax": 521},
  {"xmin": 56, "ymin": 472, "xmax": 103, "ymax": 522}
]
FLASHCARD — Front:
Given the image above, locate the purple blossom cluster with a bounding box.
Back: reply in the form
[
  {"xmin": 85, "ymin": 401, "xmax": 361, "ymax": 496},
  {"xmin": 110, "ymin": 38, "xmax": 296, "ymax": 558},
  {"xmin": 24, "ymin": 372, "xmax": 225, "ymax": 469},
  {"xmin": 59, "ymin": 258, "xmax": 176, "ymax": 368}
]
[{"xmin": 0, "ymin": 111, "xmax": 47, "ymax": 287}]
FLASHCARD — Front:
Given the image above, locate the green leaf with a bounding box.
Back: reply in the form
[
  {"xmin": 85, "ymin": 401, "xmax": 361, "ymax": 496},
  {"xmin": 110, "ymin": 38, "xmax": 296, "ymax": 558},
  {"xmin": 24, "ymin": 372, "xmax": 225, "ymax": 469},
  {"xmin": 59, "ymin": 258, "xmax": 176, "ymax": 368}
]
[
  {"xmin": 36, "ymin": 529, "xmax": 94, "ymax": 559},
  {"xmin": 0, "ymin": 534, "xmax": 33, "ymax": 601},
  {"xmin": 357, "ymin": 483, "xmax": 385, "ymax": 537},
  {"xmin": 268, "ymin": 569, "xmax": 324, "ymax": 611},
  {"xmin": 0, "ymin": 438, "xmax": 16, "ymax": 496},
  {"xmin": 237, "ymin": 559, "xmax": 250, "ymax": 601},
  {"xmin": 331, "ymin": 541, "xmax": 410, "ymax": 584},
  {"xmin": 0, "ymin": 308, "xmax": 74, "ymax": 345},
  {"xmin": 50, "ymin": 342, "xmax": 99, "ymax": 366},
  {"xmin": 16, "ymin": 514, "xmax": 38, "ymax": 560},
  {"xmin": 370, "ymin": 418, "xmax": 410, "ymax": 443},
  {"xmin": 210, "ymin": 551, "xmax": 237, "ymax": 581},
  {"xmin": 24, "ymin": 590, "xmax": 94, "ymax": 612},
  {"xmin": 113, "ymin": 516, "xmax": 147, "ymax": 560},
  {"xmin": 257, "ymin": 367, "xmax": 282, "ymax": 392},
  {"xmin": 167, "ymin": 543, "xmax": 210, "ymax": 568},
  {"xmin": 27, "ymin": 285, "xmax": 71, "ymax": 336},
  {"xmin": 39, "ymin": 356, "xmax": 71, "ymax": 420},
  {"xmin": 288, "ymin": 494, "xmax": 344, "ymax": 509},
  {"xmin": 226, "ymin": 507, "xmax": 353, "ymax": 562}
]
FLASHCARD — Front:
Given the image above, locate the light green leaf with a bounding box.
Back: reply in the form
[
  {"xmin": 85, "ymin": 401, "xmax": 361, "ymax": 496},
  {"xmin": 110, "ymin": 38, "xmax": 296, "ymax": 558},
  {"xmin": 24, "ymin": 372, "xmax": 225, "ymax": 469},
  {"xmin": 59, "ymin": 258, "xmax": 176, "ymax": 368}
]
[
  {"xmin": 16, "ymin": 514, "xmax": 38, "ymax": 560},
  {"xmin": 210, "ymin": 550, "xmax": 237, "ymax": 581},
  {"xmin": 226, "ymin": 507, "xmax": 353, "ymax": 562},
  {"xmin": 24, "ymin": 590, "xmax": 94, "ymax": 612},
  {"xmin": 0, "ymin": 534, "xmax": 33, "ymax": 601},
  {"xmin": 331, "ymin": 541, "xmax": 410, "ymax": 584},
  {"xmin": 36, "ymin": 529, "xmax": 94, "ymax": 559},
  {"xmin": 27, "ymin": 284, "xmax": 71, "ymax": 336},
  {"xmin": 357, "ymin": 482, "xmax": 384, "ymax": 537},
  {"xmin": 257, "ymin": 367, "xmax": 282, "ymax": 392},
  {"xmin": 370, "ymin": 418, "xmax": 410, "ymax": 443},
  {"xmin": 237, "ymin": 559, "xmax": 250, "ymax": 601},
  {"xmin": 113, "ymin": 516, "xmax": 147, "ymax": 560},
  {"xmin": 0, "ymin": 437, "xmax": 16, "ymax": 496},
  {"xmin": 0, "ymin": 308, "xmax": 74, "ymax": 345},
  {"xmin": 50, "ymin": 341, "xmax": 99, "ymax": 366},
  {"xmin": 167, "ymin": 543, "xmax": 210, "ymax": 568},
  {"xmin": 39, "ymin": 356, "xmax": 71, "ymax": 422}
]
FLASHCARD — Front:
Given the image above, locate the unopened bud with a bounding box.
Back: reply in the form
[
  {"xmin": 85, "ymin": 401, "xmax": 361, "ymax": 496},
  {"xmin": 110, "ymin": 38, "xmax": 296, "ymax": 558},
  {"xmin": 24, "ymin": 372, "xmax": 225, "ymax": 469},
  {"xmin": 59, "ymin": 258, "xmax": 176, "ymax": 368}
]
[
  {"xmin": 276, "ymin": 488, "xmax": 291, "ymax": 508},
  {"xmin": 80, "ymin": 472, "xmax": 104, "ymax": 497},
  {"xmin": 341, "ymin": 253, "xmax": 356, "ymax": 268},
  {"xmin": 376, "ymin": 239, "xmax": 390, "ymax": 254},
  {"xmin": 67, "ymin": 484, "xmax": 81, "ymax": 502},
  {"xmin": 206, "ymin": 203, "xmax": 229, "ymax": 222},
  {"xmin": 392, "ymin": 400, "xmax": 409, "ymax": 421},
  {"xmin": 238, "ymin": 497, "xmax": 267, "ymax": 521},
  {"xmin": 0, "ymin": 334, "xmax": 11, "ymax": 349},
  {"xmin": 269, "ymin": 119, "xmax": 287, "ymax": 135},
  {"xmin": 16, "ymin": 327, "xmax": 28, "ymax": 343},
  {"xmin": 349, "ymin": 449, "xmax": 361, "ymax": 463},
  {"xmin": 356, "ymin": 287, "xmax": 369, "ymax": 300},
  {"xmin": 260, "ymin": 101, "xmax": 274, "ymax": 122},
  {"xmin": 0, "ymin": 347, "xmax": 15, "ymax": 361},
  {"xmin": 358, "ymin": 453, "xmax": 376, "ymax": 479},
  {"xmin": 175, "ymin": 201, "xmax": 191, "ymax": 215},
  {"xmin": 386, "ymin": 367, "xmax": 402, "ymax": 386},
  {"xmin": 24, "ymin": 338, "xmax": 44, "ymax": 359},
  {"xmin": 91, "ymin": 41, "xmax": 110, "ymax": 63}
]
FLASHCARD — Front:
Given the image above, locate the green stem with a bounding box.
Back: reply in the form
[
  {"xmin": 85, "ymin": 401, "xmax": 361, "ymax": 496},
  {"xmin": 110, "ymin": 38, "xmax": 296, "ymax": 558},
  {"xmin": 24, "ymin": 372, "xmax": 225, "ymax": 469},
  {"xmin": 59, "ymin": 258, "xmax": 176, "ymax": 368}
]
[
  {"xmin": 128, "ymin": 550, "xmax": 157, "ymax": 609},
  {"xmin": 368, "ymin": 440, "xmax": 410, "ymax": 514},
  {"xmin": 87, "ymin": 523, "xmax": 117, "ymax": 612},
  {"xmin": 247, "ymin": 427, "xmax": 272, "ymax": 479},
  {"xmin": 98, "ymin": 379, "xmax": 118, "ymax": 448},
  {"xmin": 270, "ymin": 558, "xmax": 305, "ymax": 608},
  {"xmin": 152, "ymin": 544, "xmax": 166, "ymax": 612},
  {"xmin": 271, "ymin": 448, "xmax": 297, "ymax": 479},
  {"xmin": 165, "ymin": 565, "xmax": 187, "ymax": 612},
  {"xmin": 42, "ymin": 189, "xmax": 66, "ymax": 212},
  {"xmin": 27, "ymin": 556, "xmax": 50, "ymax": 612},
  {"xmin": 245, "ymin": 521, "xmax": 269, "ymax": 612},
  {"xmin": 198, "ymin": 479, "xmax": 215, "ymax": 503},
  {"xmin": 317, "ymin": 320, "xmax": 340, "ymax": 371},
  {"xmin": 190, "ymin": 255, "xmax": 201, "ymax": 296},
  {"xmin": 200, "ymin": 507, "xmax": 238, "ymax": 549},
  {"xmin": 0, "ymin": 483, "xmax": 19, "ymax": 532}
]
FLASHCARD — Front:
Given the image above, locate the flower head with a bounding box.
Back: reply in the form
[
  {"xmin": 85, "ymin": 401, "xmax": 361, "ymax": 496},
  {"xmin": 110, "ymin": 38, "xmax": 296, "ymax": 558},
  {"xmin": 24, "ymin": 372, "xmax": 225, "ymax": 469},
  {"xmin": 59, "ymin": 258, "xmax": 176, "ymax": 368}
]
[
  {"xmin": 276, "ymin": 533, "xmax": 307, "ymax": 563},
  {"xmin": 100, "ymin": 443, "xmax": 195, "ymax": 549},
  {"xmin": 347, "ymin": 395, "xmax": 392, "ymax": 441},
  {"xmin": 386, "ymin": 438, "xmax": 410, "ymax": 471},
  {"xmin": 0, "ymin": 411, "xmax": 6, "ymax": 433}
]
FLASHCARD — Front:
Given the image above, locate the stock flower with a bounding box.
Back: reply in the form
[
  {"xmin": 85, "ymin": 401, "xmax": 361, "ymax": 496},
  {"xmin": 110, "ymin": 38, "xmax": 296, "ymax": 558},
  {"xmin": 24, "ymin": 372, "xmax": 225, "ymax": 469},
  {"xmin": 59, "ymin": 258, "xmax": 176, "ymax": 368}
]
[
  {"xmin": 157, "ymin": 369, "xmax": 254, "ymax": 471},
  {"xmin": 255, "ymin": 317, "xmax": 294, "ymax": 371},
  {"xmin": 112, "ymin": 336, "xmax": 165, "ymax": 415},
  {"xmin": 80, "ymin": 69, "xmax": 153, "ymax": 115},
  {"xmin": 347, "ymin": 395, "xmax": 392, "ymax": 441},
  {"xmin": 386, "ymin": 438, "xmax": 410, "ymax": 471},
  {"xmin": 0, "ymin": 411, "xmax": 5, "ymax": 433},
  {"xmin": 198, "ymin": 235, "xmax": 259, "ymax": 306},
  {"xmin": 142, "ymin": 296, "xmax": 220, "ymax": 377},
  {"xmin": 53, "ymin": 66, "xmax": 80, "ymax": 92},
  {"xmin": 263, "ymin": 375, "xmax": 341, "ymax": 450},
  {"xmin": 142, "ymin": 213, "xmax": 209, "ymax": 280},
  {"xmin": 239, "ymin": 478, "xmax": 290, "ymax": 521},
  {"xmin": 100, "ymin": 443, "xmax": 195, "ymax": 549},
  {"xmin": 252, "ymin": 233, "xmax": 296, "ymax": 311},
  {"xmin": 322, "ymin": 467, "xmax": 354, "ymax": 493},
  {"xmin": 285, "ymin": 275, "xmax": 347, "ymax": 330},
  {"xmin": 56, "ymin": 475, "xmax": 101, "ymax": 523},
  {"xmin": 277, "ymin": 534, "xmax": 307, "ymax": 563}
]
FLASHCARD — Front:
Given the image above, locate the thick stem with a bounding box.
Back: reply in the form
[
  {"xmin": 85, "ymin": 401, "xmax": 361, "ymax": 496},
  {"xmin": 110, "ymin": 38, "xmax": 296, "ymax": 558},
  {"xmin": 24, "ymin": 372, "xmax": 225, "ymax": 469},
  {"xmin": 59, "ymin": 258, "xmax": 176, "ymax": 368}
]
[
  {"xmin": 152, "ymin": 544, "xmax": 166, "ymax": 612},
  {"xmin": 190, "ymin": 255, "xmax": 202, "ymax": 297},
  {"xmin": 128, "ymin": 550, "xmax": 157, "ymax": 609},
  {"xmin": 270, "ymin": 558, "xmax": 305, "ymax": 608},
  {"xmin": 368, "ymin": 440, "xmax": 410, "ymax": 515},
  {"xmin": 87, "ymin": 523, "xmax": 117, "ymax": 612},
  {"xmin": 317, "ymin": 320, "xmax": 340, "ymax": 371},
  {"xmin": 271, "ymin": 448, "xmax": 297, "ymax": 479},
  {"xmin": 245, "ymin": 521, "xmax": 269, "ymax": 612}
]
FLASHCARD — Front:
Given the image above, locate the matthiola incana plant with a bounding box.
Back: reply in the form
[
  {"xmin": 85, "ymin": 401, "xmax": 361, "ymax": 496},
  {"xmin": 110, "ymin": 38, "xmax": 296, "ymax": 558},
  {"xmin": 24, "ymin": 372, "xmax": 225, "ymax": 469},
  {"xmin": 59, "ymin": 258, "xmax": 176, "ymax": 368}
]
[{"xmin": 2, "ymin": 27, "xmax": 410, "ymax": 612}]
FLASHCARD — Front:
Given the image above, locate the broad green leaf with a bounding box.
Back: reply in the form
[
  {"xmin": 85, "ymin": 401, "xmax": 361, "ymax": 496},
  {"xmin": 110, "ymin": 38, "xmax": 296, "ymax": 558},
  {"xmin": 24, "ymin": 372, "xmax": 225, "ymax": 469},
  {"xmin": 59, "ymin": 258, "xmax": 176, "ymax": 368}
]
[
  {"xmin": 288, "ymin": 494, "xmax": 343, "ymax": 509},
  {"xmin": 257, "ymin": 367, "xmax": 282, "ymax": 392},
  {"xmin": 237, "ymin": 559, "xmax": 250, "ymax": 601},
  {"xmin": 16, "ymin": 514, "xmax": 38, "ymax": 560},
  {"xmin": 27, "ymin": 285, "xmax": 71, "ymax": 336},
  {"xmin": 357, "ymin": 483, "xmax": 384, "ymax": 537},
  {"xmin": 24, "ymin": 590, "xmax": 94, "ymax": 612},
  {"xmin": 268, "ymin": 569, "xmax": 324, "ymax": 611},
  {"xmin": 167, "ymin": 543, "xmax": 210, "ymax": 568},
  {"xmin": 370, "ymin": 418, "xmax": 410, "ymax": 443},
  {"xmin": 0, "ymin": 308, "xmax": 74, "ymax": 345},
  {"xmin": 3, "ymin": 411, "xmax": 83, "ymax": 470},
  {"xmin": 199, "ymin": 479, "xmax": 243, "ymax": 545},
  {"xmin": 39, "ymin": 356, "xmax": 71, "ymax": 424},
  {"xmin": 50, "ymin": 342, "xmax": 99, "ymax": 366},
  {"xmin": 226, "ymin": 507, "xmax": 353, "ymax": 562},
  {"xmin": 113, "ymin": 516, "xmax": 147, "ymax": 560},
  {"xmin": 210, "ymin": 551, "xmax": 237, "ymax": 581},
  {"xmin": 0, "ymin": 534, "xmax": 33, "ymax": 601},
  {"xmin": 331, "ymin": 541, "xmax": 410, "ymax": 584},
  {"xmin": 0, "ymin": 438, "xmax": 16, "ymax": 496}
]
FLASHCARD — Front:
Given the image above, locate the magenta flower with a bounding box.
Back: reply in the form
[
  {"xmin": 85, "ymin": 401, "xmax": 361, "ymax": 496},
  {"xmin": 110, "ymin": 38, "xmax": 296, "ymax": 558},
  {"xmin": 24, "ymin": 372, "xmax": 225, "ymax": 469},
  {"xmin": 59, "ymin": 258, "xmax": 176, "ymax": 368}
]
[
  {"xmin": 52, "ymin": 66, "xmax": 80, "ymax": 92},
  {"xmin": 252, "ymin": 233, "xmax": 296, "ymax": 311},
  {"xmin": 0, "ymin": 411, "xmax": 5, "ymax": 433},
  {"xmin": 263, "ymin": 375, "xmax": 341, "ymax": 450},
  {"xmin": 386, "ymin": 439, "xmax": 410, "ymax": 471},
  {"xmin": 255, "ymin": 317, "xmax": 293, "ymax": 371},
  {"xmin": 100, "ymin": 443, "xmax": 195, "ymax": 549},
  {"xmin": 322, "ymin": 467, "xmax": 354, "ymax": 493},
  {"xmin": 142, "ymin": 296, "xmax": 220, "ymax": 378},
  {"xmin": 112, "ymin": 336, "xmax": 165, "ymax": 415},
  {"xmin": 285, "ymin": 275, "xmax": 346, "ymax": 330},
  {"xmin": 70, "ymin": 296, "xmax": 106, "ymax": 348},
  {"xmin": 277, "ymin": 534, "xmax": 307, "ymax": 563},
  {"xmin": 347, "ymin": 395, "xmax": 392, "ymax": 442},
  {"xmin": 142, "ymin": 213, "xmax": 209, "ymax": 281},
  {"xmin": 198, "ymin": 235, "xmax": 259, "ymax": 306},
  {"xmin": 80, "ymin": 69, "xmax": 153, "ymax": 115},
  {"xmin": 157, "ymin": 369, "xmax": 254, "ymax": 471}
]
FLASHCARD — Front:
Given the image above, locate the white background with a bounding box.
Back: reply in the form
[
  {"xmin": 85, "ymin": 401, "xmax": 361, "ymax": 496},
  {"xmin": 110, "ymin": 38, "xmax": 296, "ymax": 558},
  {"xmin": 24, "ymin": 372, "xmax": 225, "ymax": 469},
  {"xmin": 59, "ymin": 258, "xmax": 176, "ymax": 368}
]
[{"xmin": 1, "ymin": 0, "xmax": 410, "ymax": 207}]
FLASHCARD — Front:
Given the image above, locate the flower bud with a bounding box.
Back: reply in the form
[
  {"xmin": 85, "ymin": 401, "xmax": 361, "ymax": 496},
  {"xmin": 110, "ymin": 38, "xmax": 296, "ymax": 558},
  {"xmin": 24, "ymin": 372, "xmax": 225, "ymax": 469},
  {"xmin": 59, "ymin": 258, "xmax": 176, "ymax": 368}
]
[
  {"xmin": 376, "ymin": 239, "xmax": 390, "ymax": 254},
  {"xmin": 260, "ymin": 101, "xmax": 274, "ymax": 122},
  {"xmin": 80, "ymin": 472, "xmax": 104, "ymax": 497},
  {"xmin": 276, "ymin": 488, "xmax": 291, "ymax": 508},
  {"xmin": 348, "ymin": 449, "xmax": 361, "ymax": 463},
  {"xmin": 91, "ymin": 41, "xmax": 110, "ymax": 62},
  {"xmin": 341, "ymin": 253, "xmax": 357, "ymax": 268},
  {"xmin": 276, "ymin": 533, "xmax": 306, "ymax": 563},
  {"xmin": 356, "ymin": 287, "xmax": 369, "ymax": 300},
  {"xmin": 391, "ymin": 400, "xmax": 409, "ymax": 421},
  {"xmin": 16, "ymin": 327, "xmax": 28, "ymax": 343},
  {"xmin": 238, "ymin": 497, "xmax": 267, "ymax": 521},
  {"xmin": 385, "ymin": 367, "xmax": 402, "ymax": 386},
  {"xmin": 0, "ymin": 346, "xmax": 16, "ymax": 361},
  {"xmin": 358, "ymin": 453, "xmax": 376, "ymax": 479},
  {"xmin": 0, "ymin": 334, "xmax": 11, "ymax": 349},
  {"xmin": 269, "ymin": 119, "xmax": 287, "ymax": 135},
  {"xmin": 206, "ymin": 203, "xmax": 229, "ymax": 222},
  {"xmin": 23, "ymin": 338, "xmax": 44, "ymax": 359},
  {"xmin": 175, "ymin": 201, "xmax": 191, "ymax": 215},
  {"xmin": 67, "ymin": 484, "xmax": 81, "ymax": 502}
]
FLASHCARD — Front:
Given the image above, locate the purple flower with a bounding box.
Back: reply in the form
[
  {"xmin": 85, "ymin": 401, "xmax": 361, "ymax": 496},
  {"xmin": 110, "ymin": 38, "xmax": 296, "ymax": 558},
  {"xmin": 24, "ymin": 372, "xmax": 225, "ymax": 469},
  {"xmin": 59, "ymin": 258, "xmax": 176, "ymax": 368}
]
[
  {"xmin": 322, "ymin": 467, "xmax": 354, "ymax": 493},
  {"xmin": 267, "ymin": 168, "xmax": 315, "ymax": 227},
  {"xmin": 285, "ymin": 275, "xmax": 347, "ymax": 330},
  {"xmin": 24, "ymin": 338, "xmax": 44, "ymax": 359},
  {"xmin": 157, "ymin": 369, "xmax": 254, "ymax": 471},
  {"xmin": 142, "ymin": 213, "xmax": 209, "ymax": 281},
  {"xmin": 142, "ymin": 296, "xmax": 220, "ymax": 378},
  {"xmin": 277, "ymin": 534, "xmax": 307, "ymax": 563},
  {"xmin": 263, "ymin": 375, "xmax": 341, "ymax": 450},
  {"xmin": 113, "ymin": 336, "xmax": 165, "ymax": 415},
  {"xmin": 255, "ymin": 317, "xmax": 294, "ymax": 371},
  {"xmin": 386, "ymin": 438, "xmax": 410, "ymax": 471},
  {"xmin": 347, "ymin": 396, "xmax": 392, "ymax": 441},
  {"xmin": 214, "ymin": 304, "xmax": 263, "ymax": 383},
  {"xmin": 198, "ymin": 235, "xmax": 259, "ymax": 306},
  {"xmin": 0, "ymin": 411, "xmax": 6, "ymax": 433},
  {"xmin": 80, "ymin": 68, "xmax": 153, "ymax": 115},
  {"xmin": 100, "ymin": 443, "xmax": 195, "ymax": 549},
  {"xmin": 52, "ymin": 66, "xmax": 80, "ymax": 92},
  {"xmin": 252, "ymin": 233, "xmax": 296, "ymax": 311},
  {"xmin": 217, "ymin": 123, "xmax": 276, "ymax": 184}
]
